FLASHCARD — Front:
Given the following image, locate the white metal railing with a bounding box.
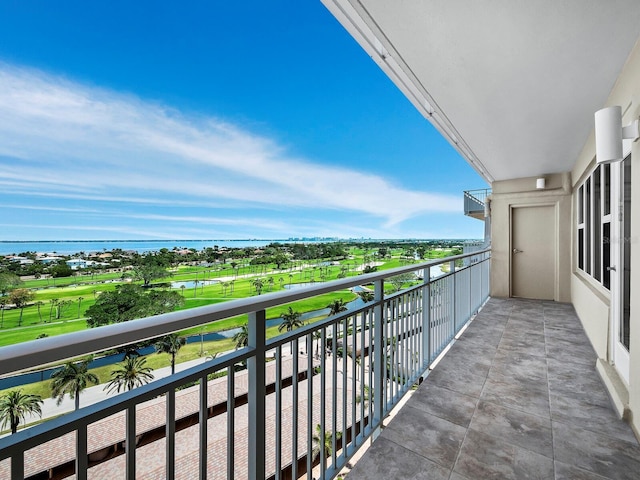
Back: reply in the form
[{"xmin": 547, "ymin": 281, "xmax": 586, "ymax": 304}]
[
  {"xmin": 463, "ymin": 188, "xmax": 491, "ymax": 217},
  {"xmin": 0, "ymin": 249, "xmax": 490, "ymax": 480}
]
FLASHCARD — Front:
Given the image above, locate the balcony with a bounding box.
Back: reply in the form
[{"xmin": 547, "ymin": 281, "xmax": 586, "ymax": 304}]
[
  {"xmin": 463, "ymin": 188, "xmax": 491, "ymax": 220},
  {"xmin": 0, "ymin": 249, "xmax": 637, "ymax": 480},
  {"xmin": 0, "ymin": 251, "xmax": 488, "ymax": 479},
  {"xmin": 346, "ymin": 297, "xmax": 640, "ymax": 480}
]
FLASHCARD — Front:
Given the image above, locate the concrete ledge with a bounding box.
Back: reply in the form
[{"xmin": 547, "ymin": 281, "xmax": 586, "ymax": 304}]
[{"xmin": 596, "ymin": 358, "xmax": 629, "ymax": 419}]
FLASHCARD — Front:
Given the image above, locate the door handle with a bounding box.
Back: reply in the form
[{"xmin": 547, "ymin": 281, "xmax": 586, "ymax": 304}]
[
  {"xmin": 607, "ymin": 265, "xmax": 616, "ymax": 272},
  {"xmin": 513, "ymin": 248, "xmax": 523, "ymax": 254}
]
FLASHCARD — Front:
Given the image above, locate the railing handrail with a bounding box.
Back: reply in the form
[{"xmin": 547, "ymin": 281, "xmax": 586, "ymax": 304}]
[
  {"xmin": 463, "ymin": 188, "xmax": 491, "ymax": 204},
  {"xmin": 0, "ymin": 249, "xmax": 490, "ymax": 377}
]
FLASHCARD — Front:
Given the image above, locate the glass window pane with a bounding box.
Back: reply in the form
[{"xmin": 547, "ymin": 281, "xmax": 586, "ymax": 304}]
[
  {"xmin": 603, "ymin": 163, "xmax": 611, "ymax": 216},
  {"xmin": 586, "ymin": 177, "xmax": 591, "ymax": 275}
]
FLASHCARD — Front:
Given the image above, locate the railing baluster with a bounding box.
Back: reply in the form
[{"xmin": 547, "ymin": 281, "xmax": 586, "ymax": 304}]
[
  {"xmin": 166, "ymin": 388, "xmax": 175, "ymax": 480},
  {"xmin": 126, "ymin": 405, "xmax": 136, "ymax": 480},
  {"xmin": 11, "ymin": 454, "xmax": 23, "ymax": 480},
  {"xmin": 332, "ymin": 321, "xmax": 338, "ymax": 469},
  {"xmin": 227, "ymin": 366, "xmax": 235, "ymax": 480},
  {"xmin": 308, "ymin": 330, "xmax": 317, "ymax": 479},
  {"xmin": 275, "ymin": 346, "xmax": 282, "ymax": 480},
  {"xmin": 292, "ymin": 338, "xmax": 299, "ymax": 480},
  {"xmin": 76, "ymin": 424, "xmax": 88, "ymax": 480},
  {"xmin": 199, "ymin": 373, "xmax": 208, "ymax": 480}
]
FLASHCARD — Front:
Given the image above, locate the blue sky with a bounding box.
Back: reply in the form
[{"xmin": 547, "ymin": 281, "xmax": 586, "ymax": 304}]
[{"xmin": 0, "ymin": 1, "xmax": 487, "ymax": 241}]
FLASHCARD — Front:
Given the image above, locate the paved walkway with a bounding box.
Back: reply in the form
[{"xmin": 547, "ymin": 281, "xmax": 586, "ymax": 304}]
[{"xmin": 346, "ymin": 297, "xmax": 640, "ymax": 480}]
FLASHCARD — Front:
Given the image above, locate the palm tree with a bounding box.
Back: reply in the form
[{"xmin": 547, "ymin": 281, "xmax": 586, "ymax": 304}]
[
  {"xmin": 357, "ymin": 290, "xmax": 374, "ymax": 303},
  {"xmin": 35, "ymin": 301, "xmax": 44, "ymax": 323},
  {"xmin": 104, "ymin": 357, "xmax": 154, "ymax": 394},
  {"xmin": 252, "ymin": 278, "xmax": 265, "ymax": 295},
  {"xmin": 180, "ymin": 284, "xmax": 186, "ymax": 297},
  {"xmin": 0, "ymin": 389, "xmax": 43, "ymax": 434},
  {"xmin": 313, "ymin": 330, "xmax": 323, "ymax": 358},
  {"xmin": 77, "ymin": 297, "xmax": 84, "ymax": 318},
  {"xmin": 0, "ymin": 297, "xmax": 7, "ymax": 328},
  {"xmin": 267, "ymin": 277, "xmax": 275, "ymax": 292},
  {"xmin": 48, "ymin": 298, "xmax": 59, "ymax": 322},
  {"xmin": 155, "ymin": 333, "xmax": 186, "ymax": 375},
  {"xmin": 50, "ymin": 359, "xmax": 99, "ymax": 410},
  {"xmin": 279, "ymin": 307, "xmax": 303, "ymax": 333},
  {"xmin": 327, "ymin": 299, "xmax": 349, "ymax": 336},
  {"xmin": 312, "ymin": 424, "xmax": 342, "ymax": 460},
  {"xmin": 280, "ymin": 307, "xmax": 303, "ymax": 355},
  {"xmin": 233, "ymin": 324, "xmax": 249, "ymax": 349},
  {"xmin": 327, "ymin": 299, "xmax": 348, "ymax": 317}
]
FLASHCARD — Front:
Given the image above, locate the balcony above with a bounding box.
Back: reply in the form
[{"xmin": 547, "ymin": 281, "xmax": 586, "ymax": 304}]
[{"xmin": 463, "ymin": 188, "xmax": 490, "ymax": 220}]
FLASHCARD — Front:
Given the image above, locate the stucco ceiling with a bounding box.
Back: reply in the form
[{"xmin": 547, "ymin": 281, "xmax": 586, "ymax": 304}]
[{"xmin": 322, "ymin": 0, "xmax": 640, "ymax": 183}]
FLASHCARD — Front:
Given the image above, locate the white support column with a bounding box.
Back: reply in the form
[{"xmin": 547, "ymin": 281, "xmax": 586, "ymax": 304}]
[{"xmin": 248, "ymin": 310, "xmax": 266, "ymax": 479}]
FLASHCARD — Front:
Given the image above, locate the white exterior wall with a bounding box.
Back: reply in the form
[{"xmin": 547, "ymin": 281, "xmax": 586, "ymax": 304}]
[
  {"xmin": 489, "ymin": 172, "xmax": 572, "ymax": 303},
  {"xmin": 571, "ymin": 38, "xmax": 640, "ymax": 436}
]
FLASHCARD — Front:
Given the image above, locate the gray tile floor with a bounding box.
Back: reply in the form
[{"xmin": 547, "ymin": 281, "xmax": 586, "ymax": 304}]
[{"xmin": 346, "ymin": 298, "xmax": 640, "ymax": 480}]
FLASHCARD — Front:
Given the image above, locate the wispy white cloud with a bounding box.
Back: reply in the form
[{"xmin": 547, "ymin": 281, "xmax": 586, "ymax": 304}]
[{"xmin": 0, "ymin": 63, "xmax": 460, "ymax": 232}]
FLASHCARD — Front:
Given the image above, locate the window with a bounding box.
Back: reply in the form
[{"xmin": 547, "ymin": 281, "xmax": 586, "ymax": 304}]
[{"xmin": 576, "ymin": 164, "xmax": 611, "ymax": 289}]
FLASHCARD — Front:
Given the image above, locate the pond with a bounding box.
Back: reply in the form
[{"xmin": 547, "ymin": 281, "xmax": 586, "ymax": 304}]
[{"xmin": 171, "ymin": 280, "xmax": 219, "ymax": 289}]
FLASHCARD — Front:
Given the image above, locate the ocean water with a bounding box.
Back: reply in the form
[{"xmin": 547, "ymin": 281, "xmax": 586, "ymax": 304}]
[{"xmin": 0, "ymin": 239, "xmax": 277, "ymax": 256}]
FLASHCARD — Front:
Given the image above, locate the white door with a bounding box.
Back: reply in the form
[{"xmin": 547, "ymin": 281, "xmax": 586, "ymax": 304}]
[
  {"xmin": 610, "ymin": 156, "xmax": 631, "ymax": 384},
  {"xmin": 511, "ymin": 205, "xmax": 556, "ymax": 300}
]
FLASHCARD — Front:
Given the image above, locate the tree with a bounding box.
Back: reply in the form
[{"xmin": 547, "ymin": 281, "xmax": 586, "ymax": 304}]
[
  {"xmin": 279, "ymin": 307, "xmax": 303, "ymax": 333},
  {"xmin": 357, "ymin": 290, "xmax": 374, "ymax": 303},
  {"xmin": 252, "ymin": 278, "xmax": 265, "ymax": 295},
  {"xmin": 77, "ymin": 297, "xmax": 84, "ymax": 318},
  {"xmin": 48, "ymin": 298, "xmax": 59, "ymax": 322},
  {"xmin": 104, "ymin": 356, "xmax": 154, "ymax": 394},
  {"xmin": 155, "ymin": 333, "xmax": 186, "ymax": 375},
  {"xmin": 313, "ymin": 330, "xmax": 322, "ymax": 358},
  {"xmin": 35, "ymin": 300, "xmax": 44, "ymax": 322},
  {"xmin": 389, "ymin": 273, "xmax": 416, "ymax": 292},
  {"xmin": 0, "ymin": 297, "xmax": 7, "ymax": 328},
  {"xmin": 0, "ymin": 389, "xmax": 43, "ymax": 434},
  {"xmin": 50, "ymin": 359, "xmax": 99, "ymax": 410},
  {"xmin": 327, "ymin": 299, "xmax": 349, "ymax": 336},
  {"xmin": 233, "ymin": 324, "xmax": 249, "ymax": 349},
  {"xmin": 56, "ymin": 299, "xmax": 73, "ymax": 319},
  {"xmin": 0, "ymin": 272, "xmax": 22, "ymax": 297},
  {"xmin": 312, "ymin": 424, "xmax": 341, "ymax": 460},
  {"xmin": 9, "ymin": 288, "xmax": 35, "ymax": 326},
  {"xmin": 131, "ymin": 264, "xmax": 168, "ymax": 287},
  {"xmin": 50, "ymin": 261, "xmax": 73, "ymax": 278},
  {"xmin": 327, "ymin": 299, "xmax": 348, "ymax": 317},
  {"xmin": 86, "ymin": 284, "xmax": 184, "ymax": 328}
]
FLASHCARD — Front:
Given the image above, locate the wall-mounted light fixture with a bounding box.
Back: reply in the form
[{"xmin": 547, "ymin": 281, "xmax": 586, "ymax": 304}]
[
  {"xmin": 536, "ymin": 178, "xmax": 546, "ymax": 189},
  {"xmin": 594, "ymin": 106, "xmax": 639, "ymax": 164}
]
